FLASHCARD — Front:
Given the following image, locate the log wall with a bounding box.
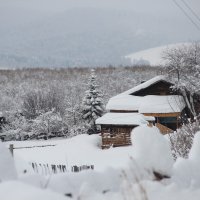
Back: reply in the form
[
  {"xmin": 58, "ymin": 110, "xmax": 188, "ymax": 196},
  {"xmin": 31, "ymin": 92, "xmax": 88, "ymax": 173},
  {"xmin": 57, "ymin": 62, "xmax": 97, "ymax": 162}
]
[{"xmin": 101, "ymin": 125, "xmax": 135, "ymax": 149}]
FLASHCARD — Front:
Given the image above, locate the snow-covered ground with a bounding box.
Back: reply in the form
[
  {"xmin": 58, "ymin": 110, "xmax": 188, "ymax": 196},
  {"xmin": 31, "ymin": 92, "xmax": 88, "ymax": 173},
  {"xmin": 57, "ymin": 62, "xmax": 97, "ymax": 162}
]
[
  {"xmin": 125, "ymin": 43, "xmax": 190, "ymax": 66},
  {"xmin": 1, "ymin": 125, "xmax": 200, "ymax": 199},
  {"xmin": 6, "ymin": 134, "xmax": 134, "ymax": 173}
]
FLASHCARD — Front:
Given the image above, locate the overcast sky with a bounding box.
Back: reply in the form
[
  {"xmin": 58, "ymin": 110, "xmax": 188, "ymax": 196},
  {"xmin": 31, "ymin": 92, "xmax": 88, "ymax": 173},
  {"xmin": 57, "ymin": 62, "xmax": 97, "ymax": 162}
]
[
  {"xmin": 0, "ymin": 0, "xmax": 199, "ymax": 13},
  {"xmin": 1, "ymin": 0, "xmax": 200, "ymax": 31},
  {"xmin": 0, "ymin": 0, "xmax": 200, "ymax": 67}
]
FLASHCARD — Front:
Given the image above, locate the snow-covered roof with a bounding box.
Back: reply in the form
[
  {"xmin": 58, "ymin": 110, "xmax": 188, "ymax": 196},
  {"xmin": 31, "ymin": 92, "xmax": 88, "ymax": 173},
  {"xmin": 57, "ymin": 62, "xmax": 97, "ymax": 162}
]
[
  {"xmin": 107, "ymin": 95, "xmax": 185, "ymax": 113},
  {"xmin": 96, "ymin": 113, "xmax": 154, "ymax": 126},
  {"xmin": 106, "ymin": 95, "xmax": 141, "ymax": 111},
  {"xmin": 139, "ymin": 95, "xmax": 185, "ymax": 113},
  {"xmin": 120, "ymin": 75, "xmax": 168, "ymax": 96},
  {"xmin": 106, "ymin": 76, "xmax": 185, "ymax": 113}
]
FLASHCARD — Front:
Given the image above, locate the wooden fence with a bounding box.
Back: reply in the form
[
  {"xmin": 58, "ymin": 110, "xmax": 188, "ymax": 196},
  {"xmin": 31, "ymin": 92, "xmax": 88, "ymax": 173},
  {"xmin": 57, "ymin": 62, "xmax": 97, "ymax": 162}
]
[
  {"xmin": 71, "ymin": 165, "xmax": 94, "ymax": 172},
  {"xmin": 9, "ymin": 144, "xmax": 94, "ymax": 175},
  {"xmin": 30, "ymin": 163, "xmax": 94, "ymax": 175},
  {"xmin": 9, "ymin": 144, "xmax": 56, "ymax": 156},
  {"xmin": 31, "ymin": 162, "xmax": 67, "ymax": 175}
]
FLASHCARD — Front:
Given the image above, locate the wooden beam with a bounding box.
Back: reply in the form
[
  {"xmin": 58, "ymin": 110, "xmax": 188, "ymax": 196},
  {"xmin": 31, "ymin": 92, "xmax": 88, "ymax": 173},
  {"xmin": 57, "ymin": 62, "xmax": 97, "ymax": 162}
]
[
  {"xmin": 110, "ymin": 110, "xmax": 138, "ymax": 113},
  {"xmin": 143, "ymin": 112, "xmax": 181, "ymax": 117}
]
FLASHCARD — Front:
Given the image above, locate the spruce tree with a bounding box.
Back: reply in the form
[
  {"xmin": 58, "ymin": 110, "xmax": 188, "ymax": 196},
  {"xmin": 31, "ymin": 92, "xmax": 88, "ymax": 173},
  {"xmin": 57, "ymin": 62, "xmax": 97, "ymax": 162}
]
[{"xmin": 82, "ymin": 69, "xmax": 104, "ymax": 134}]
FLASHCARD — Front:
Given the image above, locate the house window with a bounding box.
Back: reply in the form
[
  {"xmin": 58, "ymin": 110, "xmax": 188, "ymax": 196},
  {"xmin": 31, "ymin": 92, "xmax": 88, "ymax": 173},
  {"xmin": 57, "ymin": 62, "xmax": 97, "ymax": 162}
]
[
  {"xmin": 156, "ymin": 117, "xmax": 178, "ymax": 131},
  {"xmin": 158, "ymin": 117, "xmax": 177, "ymax": 123}
]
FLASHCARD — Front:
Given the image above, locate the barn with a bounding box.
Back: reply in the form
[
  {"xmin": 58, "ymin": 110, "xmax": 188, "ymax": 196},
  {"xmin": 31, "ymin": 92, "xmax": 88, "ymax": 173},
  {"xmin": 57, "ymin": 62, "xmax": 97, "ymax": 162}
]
[{"xmin": 96, "ymin": 75, "xmax": 189, "ymax": 149}]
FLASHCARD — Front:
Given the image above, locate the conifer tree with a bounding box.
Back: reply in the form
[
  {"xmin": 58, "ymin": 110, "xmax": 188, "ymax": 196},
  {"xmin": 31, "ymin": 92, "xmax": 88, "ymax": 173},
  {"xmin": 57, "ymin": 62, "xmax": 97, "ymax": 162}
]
[{"xmin": 82, "ymin": 69, "xmax": 104, "ymax": 134}]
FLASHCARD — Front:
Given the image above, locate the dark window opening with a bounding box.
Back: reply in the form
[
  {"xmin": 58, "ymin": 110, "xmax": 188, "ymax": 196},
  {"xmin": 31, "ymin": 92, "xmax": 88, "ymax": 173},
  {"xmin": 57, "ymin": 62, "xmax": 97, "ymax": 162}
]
[{"xmin": 156, "ymin": 117, "xmax": 178, "ymax": 131}]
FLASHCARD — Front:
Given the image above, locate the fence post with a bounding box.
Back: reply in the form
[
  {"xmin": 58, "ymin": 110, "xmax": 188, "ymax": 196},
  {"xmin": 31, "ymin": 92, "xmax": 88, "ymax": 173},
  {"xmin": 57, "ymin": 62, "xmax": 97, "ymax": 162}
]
[{"xmin": 9, "ymin": 144, "xmax": 14, "ymax": 157}]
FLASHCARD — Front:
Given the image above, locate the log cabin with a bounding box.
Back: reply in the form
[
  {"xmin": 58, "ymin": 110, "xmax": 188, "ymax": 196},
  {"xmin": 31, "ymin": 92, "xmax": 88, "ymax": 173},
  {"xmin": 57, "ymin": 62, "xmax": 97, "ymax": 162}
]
[{"xmin": 96, "ymin": 75, "xmax": 192, "ymax": 149}]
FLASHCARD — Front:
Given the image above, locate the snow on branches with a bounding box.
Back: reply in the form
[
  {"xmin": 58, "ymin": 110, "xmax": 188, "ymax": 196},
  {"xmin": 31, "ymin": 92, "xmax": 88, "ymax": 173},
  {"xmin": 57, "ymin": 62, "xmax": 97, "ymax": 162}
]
[
  {"xmin": 82, "ymin": 69, "xmax": 105, "ymax": 134},
  {"xmin": 162, "ymin": 42, "xmax": 200, "ymax": 118}
]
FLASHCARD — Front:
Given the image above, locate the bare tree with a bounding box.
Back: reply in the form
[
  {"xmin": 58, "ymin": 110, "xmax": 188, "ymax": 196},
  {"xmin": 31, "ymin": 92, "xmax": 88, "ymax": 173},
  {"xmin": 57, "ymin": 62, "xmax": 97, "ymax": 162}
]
[
  {"xmin": 162, "ymin": 42, "xmax": 200, "ymax": 119},
  {"xmin": 22, "ymin": 86, "xmax": 66, "ymax": 119},
  {"xmin": 163, "ymin": 42, "xmax": 200, "ymax": 159}
]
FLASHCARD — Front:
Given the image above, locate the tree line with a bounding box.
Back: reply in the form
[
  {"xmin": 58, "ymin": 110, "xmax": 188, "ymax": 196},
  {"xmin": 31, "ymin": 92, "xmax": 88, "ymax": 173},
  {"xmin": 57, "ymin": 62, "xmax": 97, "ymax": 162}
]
[{"xmin": 0, "ymin": 65, "xmax": 160, "ymax": 141}]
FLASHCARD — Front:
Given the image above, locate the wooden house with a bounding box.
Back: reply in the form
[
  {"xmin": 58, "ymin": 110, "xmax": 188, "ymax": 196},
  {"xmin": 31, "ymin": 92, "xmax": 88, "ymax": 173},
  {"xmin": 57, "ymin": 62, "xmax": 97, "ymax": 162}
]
[
  {"xmin": 96, "ymin": 112, "xmax": 155, "ymax": 148},
  {"xmin": 96, "ymin": 75, "xmax": 190, "ymax": 149}
]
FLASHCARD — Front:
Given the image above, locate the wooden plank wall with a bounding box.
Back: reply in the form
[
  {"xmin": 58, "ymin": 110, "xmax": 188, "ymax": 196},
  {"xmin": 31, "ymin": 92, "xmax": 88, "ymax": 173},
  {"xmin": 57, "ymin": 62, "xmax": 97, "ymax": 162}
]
[{"xmin": 101, "ymin": 125, "xmax": 133, "ymax": 149}]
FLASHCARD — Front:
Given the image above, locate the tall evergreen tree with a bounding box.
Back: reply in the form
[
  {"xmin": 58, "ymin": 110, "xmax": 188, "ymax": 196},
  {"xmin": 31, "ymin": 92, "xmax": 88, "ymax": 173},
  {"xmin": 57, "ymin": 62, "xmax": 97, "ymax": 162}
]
[{"xmin": 82, "ymin": 69, "xmax": 105, "ymax": 134}]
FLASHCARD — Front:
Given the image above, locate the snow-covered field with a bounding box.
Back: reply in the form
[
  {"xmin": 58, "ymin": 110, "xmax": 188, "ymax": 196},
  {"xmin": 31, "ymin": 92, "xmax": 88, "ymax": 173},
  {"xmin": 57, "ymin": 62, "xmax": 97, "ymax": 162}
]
[
  {"xmin": 7, "ymin": 134, "xmax": 134, "ymax": 173},
  {"xmin": 125, "ymin": 43, "xmax": 190, "ymax": 66},
  {"xmin": 1, "ymin": 125, "xmax": 200, "ymax": 200}
]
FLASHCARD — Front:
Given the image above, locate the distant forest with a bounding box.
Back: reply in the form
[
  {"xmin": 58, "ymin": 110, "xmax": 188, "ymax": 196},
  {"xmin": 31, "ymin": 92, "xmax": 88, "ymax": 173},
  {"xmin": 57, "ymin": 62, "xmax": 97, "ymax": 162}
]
[
  {"xmin": 0, "ymin": 66, "xmax": 163, "ymax": 140},
  {"xmin": 0, "ymin": 66, "xmax": 163, "ymax": 108}
]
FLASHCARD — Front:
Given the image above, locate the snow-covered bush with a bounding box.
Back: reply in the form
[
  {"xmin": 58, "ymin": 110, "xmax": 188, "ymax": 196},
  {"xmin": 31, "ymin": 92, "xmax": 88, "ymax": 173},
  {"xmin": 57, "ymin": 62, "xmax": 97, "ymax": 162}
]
[
  {"xmin": 68, "ymin": 125, "xmax": 87, "ymax": 137},
  {"xmin": 65, "ymin": 98, "xmax": 85, "ymax": 136},
  {"xmin": 0, "ymin": 111, "xmax": 31, "ymax": 141},
  {"xmin": 31, "ymin": 110, "xmax": 68, "ymax": 139},
  {"xmin": 22, "ymin": 86, "xmax": 65, "ymax": 119},
  {"xmin": 0, "ymin": 113, "xmax": 6, "ymax": 132},
  {"xmin": 82, "ymin": 69, "xmax": 105, "ymax": 134},
  {"xmin": 169, "ymin": 120, "xmax": 200, "ymax": 159}
]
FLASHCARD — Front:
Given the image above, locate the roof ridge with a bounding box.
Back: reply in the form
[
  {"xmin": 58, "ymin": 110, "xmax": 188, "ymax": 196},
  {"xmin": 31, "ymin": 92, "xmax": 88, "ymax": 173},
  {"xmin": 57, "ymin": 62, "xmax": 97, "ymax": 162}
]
[{"xmin": 115, "ymin": 75, "xmax": 167, "ymax": 97}]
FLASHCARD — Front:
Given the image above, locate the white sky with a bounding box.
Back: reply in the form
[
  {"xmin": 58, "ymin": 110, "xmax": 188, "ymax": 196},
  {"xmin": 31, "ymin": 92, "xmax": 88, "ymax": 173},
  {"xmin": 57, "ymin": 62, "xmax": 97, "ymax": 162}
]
[
  {"xmin": 1, "ymin": 0, "xmax": 200, "ymax": 30},
  {"xmin": 0, "ymin": 0, "xmax": 199, "ymax": 67},
  {"xmin": 1, "ymin": 0, "xmax": 199, "ymax": 13},
  {"xmin": 1, "ymin": 0, "xmax": 200, "ymax": 27}
]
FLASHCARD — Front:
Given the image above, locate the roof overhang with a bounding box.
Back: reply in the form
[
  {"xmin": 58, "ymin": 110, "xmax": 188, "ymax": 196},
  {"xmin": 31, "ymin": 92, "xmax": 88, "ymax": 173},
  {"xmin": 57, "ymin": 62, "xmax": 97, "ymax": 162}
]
[
  {"xmin": 96, "ymin": 113, "xmax": 155, "ymax": 126},
  {"xmin": 106, "ymin": 95, "xmax": 185, "ymax": 114}
]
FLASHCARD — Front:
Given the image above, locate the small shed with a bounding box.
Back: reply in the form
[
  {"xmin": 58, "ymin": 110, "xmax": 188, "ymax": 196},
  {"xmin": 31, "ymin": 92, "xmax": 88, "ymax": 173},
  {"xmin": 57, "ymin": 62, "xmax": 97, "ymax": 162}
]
[{"xmin": 96, "ymin": 113, "xmax": 154, "ymax": 149}]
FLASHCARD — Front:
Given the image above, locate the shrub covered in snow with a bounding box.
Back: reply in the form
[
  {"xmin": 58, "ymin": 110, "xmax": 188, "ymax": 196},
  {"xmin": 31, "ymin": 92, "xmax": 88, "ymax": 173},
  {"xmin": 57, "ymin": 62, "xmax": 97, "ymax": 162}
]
[
  {"xmin": 22, "ymin": 87, "xmax": 66, "ymax": 119},
  {"xmin": 0, "ymin": 111, "xmax": 31, "ymax": 141},
  {"xmin": 0, "ymin": 110, "xmax": 69, "ymax": 141},
  {"xmin": 31, "ymin": 110, "xmax": 68, "ymax": 139},
  {"xmin": 169, "ymin": 120, "xmax": 200, "ymax": 159}
]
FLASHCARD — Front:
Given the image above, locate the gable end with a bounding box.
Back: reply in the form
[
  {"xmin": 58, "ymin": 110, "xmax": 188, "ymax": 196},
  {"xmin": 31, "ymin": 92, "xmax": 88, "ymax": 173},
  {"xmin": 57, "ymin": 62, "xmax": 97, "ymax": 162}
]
[{"xmin": 131, "ymin": 80, "xmax": 175, "ymax": 96}]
